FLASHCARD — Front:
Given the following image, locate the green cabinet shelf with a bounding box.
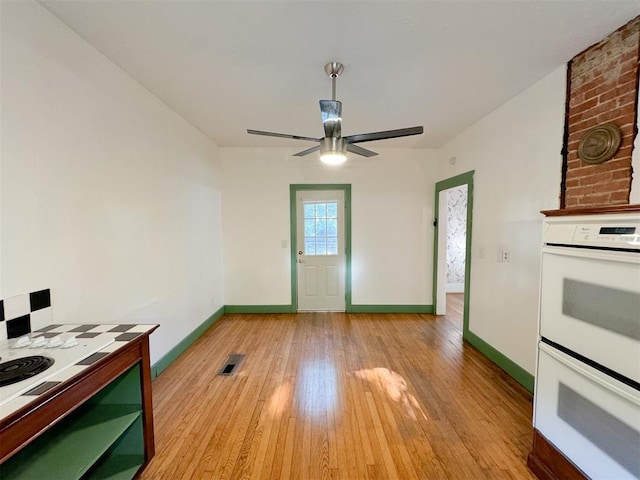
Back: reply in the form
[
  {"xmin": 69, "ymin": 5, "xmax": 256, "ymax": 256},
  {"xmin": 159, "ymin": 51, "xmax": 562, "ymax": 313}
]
[
  {"xmin": 1, "ymin": 357, "xmax": 153, "ymax": 480},
  {"xmin": 0, "ymin": 330, "xmax": 156, "ymax": 480},
  {"xmin": 0, "ymin": 404, "xmax": 141, "ymax": 479}
]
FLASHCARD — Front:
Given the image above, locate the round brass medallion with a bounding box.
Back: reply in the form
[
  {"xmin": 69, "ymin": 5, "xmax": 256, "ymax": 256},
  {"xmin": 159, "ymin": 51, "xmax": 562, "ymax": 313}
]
[{"xmin": 577, "ymin": 123, "xmax": 622, "ymax": 165}]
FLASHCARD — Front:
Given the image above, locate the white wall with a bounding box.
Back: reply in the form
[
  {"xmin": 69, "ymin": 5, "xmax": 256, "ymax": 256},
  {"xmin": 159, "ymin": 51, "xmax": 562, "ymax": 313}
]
[
  {"xmin": 437, "ymin": 67, "xmax": 567, "ymax": 374},
  {"xmin": 220, "ymin": 147, "xmax": 438, "ymax": 306},
  {"xmin": 0, "ymin": 1, "xmax": 224, "ymax": 364}
]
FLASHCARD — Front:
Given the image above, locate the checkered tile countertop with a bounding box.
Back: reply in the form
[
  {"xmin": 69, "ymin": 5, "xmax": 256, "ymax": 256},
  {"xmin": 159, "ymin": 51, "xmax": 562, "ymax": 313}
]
[{"xmin": 0, "ymin": 323, "xmax": 157, "ymax": 420}]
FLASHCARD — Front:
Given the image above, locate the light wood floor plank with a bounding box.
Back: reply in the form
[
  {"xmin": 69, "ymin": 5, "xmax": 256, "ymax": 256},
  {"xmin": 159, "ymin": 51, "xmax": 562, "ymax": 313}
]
[{"xmin": 141, "ymin": 295, "xmax": 535, "ymax": 479}]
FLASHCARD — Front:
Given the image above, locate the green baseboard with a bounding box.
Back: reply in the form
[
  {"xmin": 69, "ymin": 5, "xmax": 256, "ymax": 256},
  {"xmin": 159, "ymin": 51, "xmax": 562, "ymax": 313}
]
[
  {"xmin": 464, "ymin": 330, "xmax": 534, "ymax": 393},
  {"xmin": 349, "ymin": 304, "xmax": 434, "ymax": 314},
  {"xmin": 151, "ymin": 306, "xmax": 225, "ymax": 379},
  {"xmin": 224, "ymin": 305, "xmax": 294, "ymax": 314}
]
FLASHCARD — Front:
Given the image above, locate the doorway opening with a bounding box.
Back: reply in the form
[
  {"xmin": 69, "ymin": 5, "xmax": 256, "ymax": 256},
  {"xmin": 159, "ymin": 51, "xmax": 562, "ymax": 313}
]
[
  {"xmin": 290, "ymin": 184, "xmax": 352, "ymax": 312},
  {"xmin": 433, "ymin": 172, "xmax": 474, "ymax": 336}
]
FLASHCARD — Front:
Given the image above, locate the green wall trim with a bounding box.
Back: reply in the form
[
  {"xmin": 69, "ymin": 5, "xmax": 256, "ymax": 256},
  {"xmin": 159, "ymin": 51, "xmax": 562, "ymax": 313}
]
[
  {"xmin": 290, "ymin": 184, "xmax": 352, "ymax": 313},
  {"xmin": 224, "ymin": 305, "xmax": 293, "ymax": 314},
  {"xmin": 151, "ymin": 306, "xmax": 225, "ymax": 379},
  {"xmin": 350, "ymin": 305, "xmax": 434, "ymax": 314},
  {"xmin": 464, "ymin": 330, "xmax": 535, "ymax": 393}
]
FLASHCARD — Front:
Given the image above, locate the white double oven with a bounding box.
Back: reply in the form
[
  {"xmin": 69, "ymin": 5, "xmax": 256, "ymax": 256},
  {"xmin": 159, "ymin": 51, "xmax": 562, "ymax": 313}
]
[{"xmin": 534, "ymin": 212, "xmax": 640, "ymax": 479}]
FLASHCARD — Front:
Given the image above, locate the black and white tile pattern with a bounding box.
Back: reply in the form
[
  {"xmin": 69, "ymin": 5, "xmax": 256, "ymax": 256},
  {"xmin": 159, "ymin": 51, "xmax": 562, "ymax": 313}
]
[
  {"xmin": 0, "ymin": 289, "xmax": 52, "ymax": 342},
  {"xmin": 0, "ymin": 323, "xmax": 157, "ymax": 419}
]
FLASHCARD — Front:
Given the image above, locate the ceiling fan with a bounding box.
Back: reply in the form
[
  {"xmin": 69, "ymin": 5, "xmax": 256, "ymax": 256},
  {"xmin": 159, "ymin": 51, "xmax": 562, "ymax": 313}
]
[{"xmin": 247, "ymin": 62, "xmax": 424, "ymax": 165}]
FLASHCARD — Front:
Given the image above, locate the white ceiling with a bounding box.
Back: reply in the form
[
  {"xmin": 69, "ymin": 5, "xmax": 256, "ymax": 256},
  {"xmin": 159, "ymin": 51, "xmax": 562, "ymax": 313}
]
[{"xmin": 40, "ymin": 1, "xmax": 640, "ymax": 150}]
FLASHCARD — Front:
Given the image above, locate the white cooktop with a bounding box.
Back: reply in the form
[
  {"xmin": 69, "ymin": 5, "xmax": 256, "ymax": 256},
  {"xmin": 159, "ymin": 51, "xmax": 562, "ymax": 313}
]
[{"xmin": 0, "ymin": 335, "xmax": 114, "ymax": 407}]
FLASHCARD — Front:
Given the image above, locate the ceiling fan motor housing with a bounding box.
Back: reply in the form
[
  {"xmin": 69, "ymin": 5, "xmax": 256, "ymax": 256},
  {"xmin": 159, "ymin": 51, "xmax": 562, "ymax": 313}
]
[{"xmin": 320, "ymin": 137, "xmax": 346, "ymax": 154}]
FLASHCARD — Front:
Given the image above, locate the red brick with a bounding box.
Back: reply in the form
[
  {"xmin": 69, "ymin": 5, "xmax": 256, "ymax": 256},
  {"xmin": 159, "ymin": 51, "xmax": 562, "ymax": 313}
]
[
  {"xmin": 618, "ymin": 58, "xmax": 639, "ymax": 76},
  {"xmin": 619, "ymin": 48, "xmax": 639, "ymax": 63},
  {"xmin": 571, "ymin": 96, "xmax": 600, "ymax": 114},
  {"xmin": 617, "ymin": 69, "xmax": 639, "ymax": 86},
  {"xmin": 567, "ymin": 160, "xmax": 581, "ymax": 170},
  {"xmin": 569, "ymin": 116, "xmax": 599, "ymax": 134},
  {"xmin": 617, "ymin": 78, "xmax": 639, "ymax": 96},
  {"xmin": 611, "ymin": 168, "xmax": 633, "ymax": 179},
  {"xmin": 597, "ymin": 103, "xmax": 635, "ymax": 122},
  {"xmin": 579, "ymin": 98, "xmax": 619, "ymax": 118},
  {"xmin": 582, "ymin": 192, "xmax": 611, "ymax": 206},
  {"xmin": 618, "ymin": 90, "xmax": 638, "ymax": 107},
  {"xmin": 620, "ymin": 124, "xmax": 636, "ymax": 136},
  {"xmin": 581, "ymin": 81, "xmax": 618, "ymax": 100},
  {"xmin": 610, "ymin": 190, "xmax": 631, "ymax": 203},
  {"xmin": 598, "ymin": 88, "xmax": 621, "ymax": 104},
  {"xmin": 567, "ymin": 139, "xmax": 581, "ymax": 150},
  {"xmin": 565, "ymin": 178, "xmax": 580, "ymax": 188},
  {"xmin": 614, "ymin": 145, "xmax": 633, "ymax": 158}
]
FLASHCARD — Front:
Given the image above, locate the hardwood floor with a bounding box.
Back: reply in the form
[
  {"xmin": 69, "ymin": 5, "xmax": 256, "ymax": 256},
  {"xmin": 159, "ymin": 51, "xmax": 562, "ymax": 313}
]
[{"xmin": 141, "ymin": 308, "xmax": 535, "ymax": 479}]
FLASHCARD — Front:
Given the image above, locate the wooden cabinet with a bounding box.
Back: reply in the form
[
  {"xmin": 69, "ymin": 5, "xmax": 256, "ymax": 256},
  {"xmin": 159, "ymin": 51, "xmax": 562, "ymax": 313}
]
[{"xmin": 0, "ymin": 331, "xmax": 156, "ymax": 479}]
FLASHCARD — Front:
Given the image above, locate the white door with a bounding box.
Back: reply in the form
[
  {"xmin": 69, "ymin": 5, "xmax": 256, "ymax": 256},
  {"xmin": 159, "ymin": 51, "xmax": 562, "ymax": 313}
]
[{"xmin": 296, "ymin": 190, "xmax": 345, "ymax": 311}]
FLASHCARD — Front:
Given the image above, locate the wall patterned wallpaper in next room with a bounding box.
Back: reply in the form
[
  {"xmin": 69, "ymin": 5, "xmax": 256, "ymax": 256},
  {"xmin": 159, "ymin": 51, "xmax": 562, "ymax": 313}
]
[{"xmin": 446, "ymin": 185, "xmax": 467, "ymax": 292}]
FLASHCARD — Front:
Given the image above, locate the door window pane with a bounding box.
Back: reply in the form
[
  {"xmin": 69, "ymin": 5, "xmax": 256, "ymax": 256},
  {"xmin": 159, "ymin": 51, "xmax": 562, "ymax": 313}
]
[
  {"xmin": 304, "ymin": 219, "xmax": 316, "ymax": 237},
  {"xmin": 305, "ymin": 239, "xmax": 316, "ymax": 255},
  {"xmin": 302, "ymin": 201, "xmax": 339, "ymax": 256},
  {"xmin": 327, "ymin": 237, "xmax": 338, "ymax": 255},
  {"xmin": 304, "ymin": 204, "xmax": 315, "ymax": 218},
  {"xmin": 316, "ymin": 237, "xmax": 327, "ymax": 255},
  {"xmin": 327, "ymin": 219, "xmax": 337, "ymax": 236},
  {"xmin": 326, "ymin": 203, "xmax": 337, "ymax": 218}
]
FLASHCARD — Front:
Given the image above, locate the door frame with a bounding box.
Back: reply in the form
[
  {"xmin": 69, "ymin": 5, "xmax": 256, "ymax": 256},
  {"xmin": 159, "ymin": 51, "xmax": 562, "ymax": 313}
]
[
  {"xmin": 432, "ymin": 171, "xmax": 474, "ymax": 337},
  {"xmin": 290, "ymin": 184, "xmax": 352, "ymax": 313}
]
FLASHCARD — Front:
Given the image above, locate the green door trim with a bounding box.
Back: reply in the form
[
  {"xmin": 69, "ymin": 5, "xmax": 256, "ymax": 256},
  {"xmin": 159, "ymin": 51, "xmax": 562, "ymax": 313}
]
[
  {"xmin": 433, "ymin": 171, "xmax": 474, "ymax": 336},
  {"xmin": 290, "ymin": 184, "xmax": 352, "ymax": 313}
]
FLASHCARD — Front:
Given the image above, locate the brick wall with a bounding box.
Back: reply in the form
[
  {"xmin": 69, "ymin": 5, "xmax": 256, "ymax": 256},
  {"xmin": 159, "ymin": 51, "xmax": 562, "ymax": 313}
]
[{"xmin": 563, "ymin": 17, "xmax": 640, "ymax": 208}]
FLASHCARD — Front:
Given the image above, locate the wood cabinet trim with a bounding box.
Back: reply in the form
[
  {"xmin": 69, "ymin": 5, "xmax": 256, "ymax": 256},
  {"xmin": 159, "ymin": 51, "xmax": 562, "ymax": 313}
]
[
  {"xmin": 541, "ymin": 204, "xmax": 640, "ymax": 216},
  {"xmin": 0, "ymin": 333, "xmax": 155, "ymax": 470},
  {"xmin": 527, "ymin": 429, "xmax": 586, "ymax": 480}
]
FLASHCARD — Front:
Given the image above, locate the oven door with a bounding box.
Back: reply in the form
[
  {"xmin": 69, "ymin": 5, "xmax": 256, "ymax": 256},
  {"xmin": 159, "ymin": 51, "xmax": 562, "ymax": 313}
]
[
  {"xmin": 540, "ymin": 246, "xmax": 640, "ymax": 383},
  {"xmin": 535, "ymin": 343, "xmax": 640, "ymax": 479}
]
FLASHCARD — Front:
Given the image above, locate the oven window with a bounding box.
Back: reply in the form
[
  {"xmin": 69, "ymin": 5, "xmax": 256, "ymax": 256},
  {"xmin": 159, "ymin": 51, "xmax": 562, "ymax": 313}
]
[
  {"xmin": 563, "ymin": 279, "xmax": 640, "ymax": 341},
  {"xmin": 558, "ymin": 382, "xmax": 640, "ymax": 477}
]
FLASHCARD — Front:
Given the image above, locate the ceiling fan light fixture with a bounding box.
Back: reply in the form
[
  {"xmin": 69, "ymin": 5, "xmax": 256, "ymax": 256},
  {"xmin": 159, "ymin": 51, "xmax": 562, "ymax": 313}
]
[
  {"xmin": 319, "ymin": 137, "xmax": 347, "ymax": 165},
  {"xmin": 320, "ymin": 151, "xmax": 347, "ymax": 165}
]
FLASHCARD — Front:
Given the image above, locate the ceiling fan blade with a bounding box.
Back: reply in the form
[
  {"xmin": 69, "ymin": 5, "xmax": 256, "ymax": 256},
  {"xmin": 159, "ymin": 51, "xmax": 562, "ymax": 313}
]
[
  {"xmin": 344, "ymin": 126, "xmax": 423, "ymax": 144},
  {"xmin": 319, "ymin": 100, "xmax": 342, "ymax": 139},
  {"xmin": 247, "ymin": 129, "xmax": 320, "ymax": 142},
  {"xmin": 293, "ymin": 145, "xmax": 321, "ymax": 157},
  {"xmin": 346, "ymin": 144, "xmax": 378, "ymax": 157}
]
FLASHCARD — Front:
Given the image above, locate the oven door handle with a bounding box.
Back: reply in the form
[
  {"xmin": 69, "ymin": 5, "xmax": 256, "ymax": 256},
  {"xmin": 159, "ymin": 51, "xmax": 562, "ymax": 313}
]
[
  {"xmin": 539, "ymin": 342, "xmax": 640, "ymax": 407},
  {"xmin": 542, "ymin": 245, "xmax": 640, "ymax": 265}
]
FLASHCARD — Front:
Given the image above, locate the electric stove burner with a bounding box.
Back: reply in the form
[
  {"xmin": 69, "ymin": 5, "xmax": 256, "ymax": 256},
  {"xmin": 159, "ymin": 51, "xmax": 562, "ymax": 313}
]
[{"xmin": 0, "ymin": 356, "xmax": 55, "ymax": 387}]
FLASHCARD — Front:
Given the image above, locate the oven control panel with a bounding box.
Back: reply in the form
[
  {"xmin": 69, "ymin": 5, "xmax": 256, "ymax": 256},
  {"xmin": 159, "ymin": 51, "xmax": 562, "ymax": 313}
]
[
  {"xmin": 572, "ymin": 225, "xmax": 640, "ymax": 246},
  {"xmin": 543, "ymin": 214, "xmax": 640, "ymax": 250}
]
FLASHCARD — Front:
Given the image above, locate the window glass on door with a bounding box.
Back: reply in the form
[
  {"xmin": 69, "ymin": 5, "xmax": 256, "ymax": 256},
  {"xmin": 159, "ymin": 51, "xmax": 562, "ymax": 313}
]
[{"xmin": 303, "ymin": 202, "xmax": 338, "ymax": 255}]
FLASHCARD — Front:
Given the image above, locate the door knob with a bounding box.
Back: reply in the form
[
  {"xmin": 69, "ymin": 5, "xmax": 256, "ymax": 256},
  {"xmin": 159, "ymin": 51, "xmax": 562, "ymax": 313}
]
[{"xmin": 298, "ymin": 259, "xmax": 305, "ymax": 263}]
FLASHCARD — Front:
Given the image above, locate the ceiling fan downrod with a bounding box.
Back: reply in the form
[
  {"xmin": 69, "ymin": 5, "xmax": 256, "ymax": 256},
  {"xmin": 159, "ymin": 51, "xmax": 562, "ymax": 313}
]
[{"xmin": 324, "ymin": 62, "xmax": 344, "ymax": 101}]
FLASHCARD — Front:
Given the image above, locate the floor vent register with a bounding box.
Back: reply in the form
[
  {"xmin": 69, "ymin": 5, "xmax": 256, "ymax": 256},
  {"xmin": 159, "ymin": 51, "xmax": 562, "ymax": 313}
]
[{"xmin": 218, "ymin": 353, "xmax": 244, "ymax": 376}]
